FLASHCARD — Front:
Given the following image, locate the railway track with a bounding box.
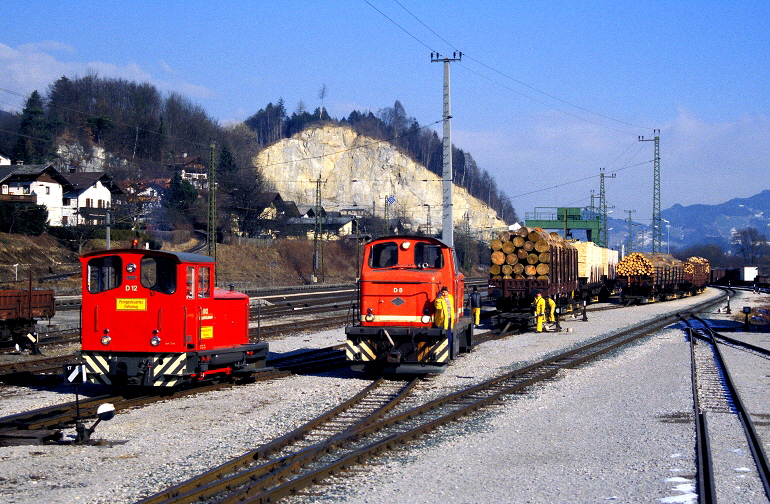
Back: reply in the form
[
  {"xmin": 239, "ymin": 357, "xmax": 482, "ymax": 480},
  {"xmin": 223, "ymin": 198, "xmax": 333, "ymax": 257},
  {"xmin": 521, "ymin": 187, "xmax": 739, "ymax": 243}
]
[
  {"xmin": 139, "ymin": 378, "xmax": 419, "ymax": 503},
  {"xmin": 138, "ymin": 292, "xmax": 726, "ymax": 503},
  {"xmin": 681, "ymin": 314, "xmax": 770, "ymax": 502},
  {"xmin": 0, "ymin": 345, "xmax": 353, "ymax": 445},
  {"xmin": 0, "ymin": 355, "xmax": 76, "ymax": 382}
]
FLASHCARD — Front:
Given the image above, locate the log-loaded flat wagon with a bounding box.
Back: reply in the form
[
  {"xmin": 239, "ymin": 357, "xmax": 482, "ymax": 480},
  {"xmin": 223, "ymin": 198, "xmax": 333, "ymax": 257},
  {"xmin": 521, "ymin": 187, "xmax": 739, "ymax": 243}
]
[
  {"xmin": 488, "ymin": 227, "xmax": 581, "ymax": 329},
  {"xmin": 79, "ymin": 248, "xmax": 268, "ymax": 387},
  {"xmin": 573, "ymin": 240, "xmax": 618, "ymax": 300},
  {"xmin": 616, "ymin": 252, "xmax": 709, "ymax": 303},
  {"xmin": 682, "ymin": 256, "xmax": 710, "ymax": 293},
  {"xmin": 345, "ymin": 235, "xmax": 473, "ymax": 374}
]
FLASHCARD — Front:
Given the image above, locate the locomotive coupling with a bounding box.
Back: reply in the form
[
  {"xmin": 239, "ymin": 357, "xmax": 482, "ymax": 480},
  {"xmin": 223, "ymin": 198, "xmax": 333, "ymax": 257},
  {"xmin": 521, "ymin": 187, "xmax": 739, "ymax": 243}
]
[{"xmin": 387, "ymin": 350, "xmax": 402, "ymax": 364}]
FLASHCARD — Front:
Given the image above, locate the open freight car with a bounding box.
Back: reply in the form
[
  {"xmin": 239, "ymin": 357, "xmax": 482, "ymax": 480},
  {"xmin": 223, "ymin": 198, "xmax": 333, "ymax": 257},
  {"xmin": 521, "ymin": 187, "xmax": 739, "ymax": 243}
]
[
  {"xmin": 79, "ymin": 248, "xmax": 268, "ymax": 387},
  {"xmin": 345, "ymin": 236, "xmax": 473, "ymax": 374},
  {"xmin": 682, "ymin": 256, "xmax": 710, "ymax": 294},
  {"xmin": 0, "ymin": 285, "xmax": 55, "ymax": 347},
  {"xmin": 616, "ymin": 252, "xmax": 684, "ymax": 303},
  {"xmin": 489, "ymin": 227, "xmax": 580, "ymax": 330},
  {"xmin": 573, "ymin": 240, "xmax": 618, "ymax": 301}
]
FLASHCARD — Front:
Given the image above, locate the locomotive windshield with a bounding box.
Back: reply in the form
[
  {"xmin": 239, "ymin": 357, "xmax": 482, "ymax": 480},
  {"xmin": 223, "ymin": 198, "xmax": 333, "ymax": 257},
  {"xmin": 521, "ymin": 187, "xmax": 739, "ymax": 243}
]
[
  {"xmin": 87, "ymin": 256, "xmax": 122, "ymax": 294},
  {"xmin": 140, "ymin": 256, "xmax": 177, "ymax": 294},
  {"xmin": 415, "ymin": 243, "xmax": 444, "ymax": 269},
  {"xmin": 369, "ymin": 242, "xmax": 398, "ymax": 268}
]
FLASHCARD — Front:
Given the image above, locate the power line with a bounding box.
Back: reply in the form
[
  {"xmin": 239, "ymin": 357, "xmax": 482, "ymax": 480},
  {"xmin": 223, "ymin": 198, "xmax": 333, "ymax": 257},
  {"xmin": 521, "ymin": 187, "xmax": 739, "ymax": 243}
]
[
  {"xmin": 370, "ymin": 0, "xmax": 653, "ymax": 133},
  {"xmin": 508, "ymin": 159, "xmax": 653, "ymax": 200}
]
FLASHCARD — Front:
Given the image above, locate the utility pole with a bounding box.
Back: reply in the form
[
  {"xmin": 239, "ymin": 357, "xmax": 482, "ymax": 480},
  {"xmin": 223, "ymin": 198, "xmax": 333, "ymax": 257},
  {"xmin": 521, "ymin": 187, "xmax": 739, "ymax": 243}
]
[
  {"xmin": 598, "ymin": 168, "xmax": 615, "ymax": 248},
  {"xmin": 384, "ymin": 196, "xmax": 390, "ymax": 235},
  {"xmin": 313, "ymin": 175, "xmax": 322, "ymax": 282},
  {"xmin": 624, "ymin": 209, "xmax": 636, "ymax": 255},
  {"xmin": 207, "ymin": 141, "xmax": 217, "ymax": 260},
  {"xmin": 639, "ymin": 130, "xmax": 661, "ymax": 252},
  {"xmin": 431, "ymin": 51, "xmax": 462, "ymax": 247}
]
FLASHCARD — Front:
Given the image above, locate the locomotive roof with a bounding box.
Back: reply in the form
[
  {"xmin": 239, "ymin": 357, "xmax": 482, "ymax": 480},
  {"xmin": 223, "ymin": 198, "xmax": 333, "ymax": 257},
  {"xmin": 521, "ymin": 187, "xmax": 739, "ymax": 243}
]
[
  {"xmin": 80, "ymin": 248, "xmax": 216, "ymax": 264},
  {"xmin": 369, "ymin": 235, "xmax": 452, "ymax": 248}
]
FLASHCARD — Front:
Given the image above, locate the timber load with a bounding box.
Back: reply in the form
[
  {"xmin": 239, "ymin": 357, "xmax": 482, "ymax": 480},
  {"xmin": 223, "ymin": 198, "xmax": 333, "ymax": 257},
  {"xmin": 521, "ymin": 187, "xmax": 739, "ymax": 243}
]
[
  {"xmin": 489, "ymin": 227, "xmax": 579, "ymax": 313},
  {"xmin": 683, "ymin": 256, "xmax": 710, "ymax": 289},
  {"xmin": 572, "ymin": 241, "xmax": 618, "ymax": 284},
  {"xmin": 616, "ymin": 252, "xmax": 684, "ymax": 290},
  {"xmin": 490, "ymin": 227, "xmax": 576, "ymax": 284}
]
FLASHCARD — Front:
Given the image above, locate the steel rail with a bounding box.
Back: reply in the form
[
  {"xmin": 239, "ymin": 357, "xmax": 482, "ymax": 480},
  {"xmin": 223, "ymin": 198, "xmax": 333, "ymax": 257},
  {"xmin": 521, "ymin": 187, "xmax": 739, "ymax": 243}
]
[
  {"xmin": 0, "ymin": 349, "xmax": 355, "ymax": 437},
  {"xmin": 679, "ymin": 316, "xmax": 716, "ymax": 504},
  {"xmin": 688, "ymin": 314, "xmax": 770, "ymax": 499},
  {"xmin": 689, "ymin": 315, "xmax": 770, "ymax": 359},
  {"xmin": 155, "ymin": 294, "xmax": 725, "ymax": 503},
  {"xmin": 139, "ymin": 378, "xmax": 419, "ymax": 504}
]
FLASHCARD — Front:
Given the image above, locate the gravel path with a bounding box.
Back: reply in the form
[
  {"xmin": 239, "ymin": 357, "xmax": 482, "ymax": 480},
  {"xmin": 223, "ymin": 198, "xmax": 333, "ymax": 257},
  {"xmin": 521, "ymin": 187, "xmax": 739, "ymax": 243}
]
[{"xmin": 1, "ymin": 287, "xmax": 768, "ymax": 503}]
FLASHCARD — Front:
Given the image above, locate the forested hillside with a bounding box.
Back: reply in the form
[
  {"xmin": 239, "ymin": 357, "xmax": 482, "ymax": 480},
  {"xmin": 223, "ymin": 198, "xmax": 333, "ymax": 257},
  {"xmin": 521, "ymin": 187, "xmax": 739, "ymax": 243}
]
[{"xmin": 0, "ymin": 74, "xmax": 515, "ymax": 226}]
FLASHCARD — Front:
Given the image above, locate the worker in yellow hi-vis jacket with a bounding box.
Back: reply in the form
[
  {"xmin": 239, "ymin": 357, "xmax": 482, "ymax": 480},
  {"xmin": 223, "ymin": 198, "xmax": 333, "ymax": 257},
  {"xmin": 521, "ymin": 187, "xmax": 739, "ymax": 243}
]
[
  {"xmin": 546, "ymin": 295, "xmax": 556, "ymax": 323},
  {"xmin": 434, "ymin": 286, "xmax": 455, "ymax": 330},
  {"xmin": 534, "ymin": 291, "xmax": 546, "ymax": 333}
]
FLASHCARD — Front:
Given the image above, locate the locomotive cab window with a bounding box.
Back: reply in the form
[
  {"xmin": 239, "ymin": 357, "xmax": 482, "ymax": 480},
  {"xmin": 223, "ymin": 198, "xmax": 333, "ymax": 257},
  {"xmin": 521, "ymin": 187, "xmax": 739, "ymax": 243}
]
[
  {"xmin": 186, "ymin": 267, "xmax": 195, "ymax": 299},
  {"xmin": 87, "ymin": 256, "xmax": 122, "ymax": 293},
  {"xmin": 198, "ymin": 266, "xmax": 211, "ymax": 299},
  {"xmin": 415, "ymin": 243, "xmax": 444, "ymax": 269},
  {"xmin": 140, "ymin": 256, "xmax": 177, "ymax": 294},
  {"xmin": 370, "ymin": 242, "xmax": 399, "ymax": 268}
]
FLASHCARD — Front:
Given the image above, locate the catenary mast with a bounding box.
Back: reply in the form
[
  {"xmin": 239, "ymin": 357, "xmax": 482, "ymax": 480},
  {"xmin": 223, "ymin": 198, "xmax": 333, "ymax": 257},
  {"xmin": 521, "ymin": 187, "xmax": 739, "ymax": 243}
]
[{"xmin": 432, "ymin": 52, "xmax": 461, "ymax": 247}]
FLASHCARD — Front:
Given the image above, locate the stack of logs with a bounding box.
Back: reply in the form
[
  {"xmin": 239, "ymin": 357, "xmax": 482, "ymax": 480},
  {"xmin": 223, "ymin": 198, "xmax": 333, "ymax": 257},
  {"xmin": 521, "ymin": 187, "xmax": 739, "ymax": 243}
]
[
  {"xmin": 616, "ymin": 252, "xmax": 655, "ymax": 276},
  {"xmin": 684, "ymin": 256, "xmax": 710, "ymax": 275},
  {"xmin": 490, "ymin": 227, "xmax": 567, "ymax": 281},
  {"xmin": 684, "ymin": 256, "xmax": 710, "ymax": 287},
  {"xmin": 617, "ymin": 251, "xmax": 684, "ymax": 286}
]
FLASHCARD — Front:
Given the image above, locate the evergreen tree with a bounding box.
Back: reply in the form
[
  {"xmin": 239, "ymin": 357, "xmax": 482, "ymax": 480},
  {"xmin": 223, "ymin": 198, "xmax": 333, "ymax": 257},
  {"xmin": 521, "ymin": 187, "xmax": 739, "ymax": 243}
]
[
  {"xmin": 163, "ymin": 173, "xmax": 198, "ymax": 212},
  {"xmin": 13, "ymin": 91, "xmax": 52, "ymax": 164}
]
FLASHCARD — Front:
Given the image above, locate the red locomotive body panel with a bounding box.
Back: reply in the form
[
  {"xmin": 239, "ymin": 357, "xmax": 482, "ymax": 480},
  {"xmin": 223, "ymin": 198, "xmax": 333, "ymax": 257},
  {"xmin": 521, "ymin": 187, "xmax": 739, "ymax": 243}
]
[
  {"xmin": 79, "ymin": 249, "xmax": 266, "ymax": 387},
  {"xmin": 346, "ymin": 236, "xmax": 473, "ymax": 374},
  {"xmin": 358, "ymin": 236, "xmax": 464, "ymax": 328}
]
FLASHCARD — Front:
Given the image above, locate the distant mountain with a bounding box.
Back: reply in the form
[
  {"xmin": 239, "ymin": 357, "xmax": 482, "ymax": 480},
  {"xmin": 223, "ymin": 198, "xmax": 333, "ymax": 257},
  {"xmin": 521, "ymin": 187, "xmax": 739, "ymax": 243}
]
[{"xmin": 608, "ymin": 189, "xmax": 770, "ymax": 251}]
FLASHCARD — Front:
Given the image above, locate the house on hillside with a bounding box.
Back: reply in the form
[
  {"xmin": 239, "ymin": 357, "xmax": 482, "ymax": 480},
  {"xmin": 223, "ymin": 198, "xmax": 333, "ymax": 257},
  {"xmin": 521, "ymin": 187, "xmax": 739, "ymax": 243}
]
[
  {"xmin": 60, "ymin": 171, "xmax": 123, "ymax": 226},
  {"xmin": 283, "ymin": 215, "xmax": 356, "ymax": 240},
  {"xmin": 181, "ymin": 170, "xmax": 208, "ymax": 190},
  {"xmin": 0, "ymin": 149, "xmax": 14, "ymax": 166},
  {"xmin": 297, "ymin": 205, "xmax": 326, "ymax": 219},
  {"xmin": 166, "ymin": 153, "xmax": 205, "ymax": 172},
  {"xmin": 0, "ymin": 164, "xmax": 70, "ymax": 225}
]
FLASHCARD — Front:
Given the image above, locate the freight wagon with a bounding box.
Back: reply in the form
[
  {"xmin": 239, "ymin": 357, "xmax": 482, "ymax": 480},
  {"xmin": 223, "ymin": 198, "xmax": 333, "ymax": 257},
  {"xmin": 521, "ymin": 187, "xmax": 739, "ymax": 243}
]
[
  {"xmin": 0, "ymin": 286, "xmax": 55, "ymax": 347},
  {"xmin": 489, "ymin": 227, "xmax": 581, "ymax": 329}
]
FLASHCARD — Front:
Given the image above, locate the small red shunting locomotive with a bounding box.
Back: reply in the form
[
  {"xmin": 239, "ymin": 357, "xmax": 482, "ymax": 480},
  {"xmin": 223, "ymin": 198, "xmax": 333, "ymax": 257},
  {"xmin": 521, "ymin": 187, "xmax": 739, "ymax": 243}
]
[
  {"xmin": 345, "ymin": 236, "xmax": 473, "ymax": 374},
  {"xmin": 79, "ymin": 248, "xmax": 267, "ymax": 387}
]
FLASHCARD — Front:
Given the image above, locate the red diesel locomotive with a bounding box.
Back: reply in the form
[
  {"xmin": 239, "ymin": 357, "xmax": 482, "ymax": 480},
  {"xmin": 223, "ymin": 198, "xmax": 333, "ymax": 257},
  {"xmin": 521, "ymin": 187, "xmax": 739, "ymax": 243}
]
[
  {"xmin": 79, "ymin": 248, "xmax": 267, "ymax": 387},
  {"xmin": 345, "ymin": 236, "xmax": 473, "ymax": 374}
]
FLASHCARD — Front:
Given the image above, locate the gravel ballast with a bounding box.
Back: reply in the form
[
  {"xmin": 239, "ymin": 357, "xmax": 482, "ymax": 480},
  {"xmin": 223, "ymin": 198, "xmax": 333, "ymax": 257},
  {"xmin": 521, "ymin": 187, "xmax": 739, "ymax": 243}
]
[{"xmin": 1, "ymin": 287, "xmax": 769, "ymax": 503}]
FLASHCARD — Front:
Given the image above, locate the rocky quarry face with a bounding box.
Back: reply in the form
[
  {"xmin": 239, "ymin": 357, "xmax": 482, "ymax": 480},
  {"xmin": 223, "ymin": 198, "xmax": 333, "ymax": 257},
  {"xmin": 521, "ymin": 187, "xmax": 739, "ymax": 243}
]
[{"xmin": 254, "ymin": 125, "xmax": 507, "ymax": 238}]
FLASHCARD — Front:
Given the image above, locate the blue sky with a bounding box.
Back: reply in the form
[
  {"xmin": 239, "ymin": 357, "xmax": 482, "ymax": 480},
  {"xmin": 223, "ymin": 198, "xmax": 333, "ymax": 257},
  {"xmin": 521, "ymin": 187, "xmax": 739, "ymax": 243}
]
[{"xmin": 2, "ymin": 1, "xmax": 768, "ymax": 226}]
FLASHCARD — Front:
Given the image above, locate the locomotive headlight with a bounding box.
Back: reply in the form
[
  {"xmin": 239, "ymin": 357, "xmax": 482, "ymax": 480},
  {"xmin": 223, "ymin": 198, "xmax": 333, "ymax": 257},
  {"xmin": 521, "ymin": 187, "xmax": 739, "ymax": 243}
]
[
  {"xmin": 126, "ymin": 263, "xmax": 137, "ymax": 273},
  {"xmin": 401, "ymin": 241, "xmax": 411, "ymax": 250},
  {"xmin": 365, "ymin": 308, "xmax": 374, "ymax": 323},
  {"xmin": 150, "ymin": 335, "xmax": 161, "ymax": 346},
  {"xmin": 101, "ymin": 335, "xmax": 112, "ymax": 346},
  {"xmin": 421, "ymin": 315, "xmax": 432, "ymax": 324}
]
